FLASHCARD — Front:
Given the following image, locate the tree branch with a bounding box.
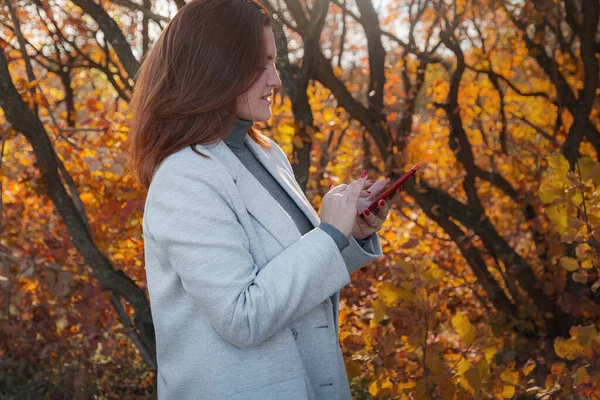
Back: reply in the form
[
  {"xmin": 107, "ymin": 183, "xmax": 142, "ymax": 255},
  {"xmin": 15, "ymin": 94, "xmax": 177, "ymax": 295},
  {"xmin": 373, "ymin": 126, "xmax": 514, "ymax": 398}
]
[{"xmin": 70, "ymin": 0, "xmax": 139, "ymax": 80}]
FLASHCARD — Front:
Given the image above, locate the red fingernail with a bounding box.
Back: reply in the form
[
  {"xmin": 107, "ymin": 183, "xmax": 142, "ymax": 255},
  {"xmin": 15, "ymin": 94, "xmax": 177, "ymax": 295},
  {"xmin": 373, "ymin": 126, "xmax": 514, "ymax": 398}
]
[
  {"xmin": 379, "ymin": 200, "xmax": 385, "ymax": 207},
  {"xmin": 368, "ymin": 180, "xmax": 375, "ymax": 183},
  {"xmin": 366, "ymin": 190, "xmax": 371, "ymax": 194},
  {"xmin": 361, "ymin": 170, "xmax": 367, "ymax": 178},
  {"xmin": 328, "ymin": 182, "xmax": 333, "ymax": 190},
  {"xmin": 364, "ymin": 209, "xmax": 370, "ymax": 216}
]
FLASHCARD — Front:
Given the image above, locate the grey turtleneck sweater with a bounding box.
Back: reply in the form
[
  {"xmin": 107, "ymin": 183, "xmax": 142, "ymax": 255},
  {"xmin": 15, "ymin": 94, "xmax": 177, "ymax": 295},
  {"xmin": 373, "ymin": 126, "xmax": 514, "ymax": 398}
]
[{"xmin": 223, "ymin": 118, "xmax": 372, "ymax": 251}]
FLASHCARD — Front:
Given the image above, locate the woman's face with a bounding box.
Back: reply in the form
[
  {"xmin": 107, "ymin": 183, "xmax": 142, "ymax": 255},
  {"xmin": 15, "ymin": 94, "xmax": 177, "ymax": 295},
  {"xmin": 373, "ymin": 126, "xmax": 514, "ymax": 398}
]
[{"xmin": 236, "ymin": 27, "xmax": 281, "ymax": 122}]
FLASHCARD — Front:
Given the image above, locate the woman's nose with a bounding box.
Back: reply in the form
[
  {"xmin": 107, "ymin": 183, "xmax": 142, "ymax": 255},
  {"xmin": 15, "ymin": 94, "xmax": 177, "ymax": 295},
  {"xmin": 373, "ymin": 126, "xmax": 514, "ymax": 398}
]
[{"xmin": 269, "ymin": 70, "xmax": 282, "ymax": 89}]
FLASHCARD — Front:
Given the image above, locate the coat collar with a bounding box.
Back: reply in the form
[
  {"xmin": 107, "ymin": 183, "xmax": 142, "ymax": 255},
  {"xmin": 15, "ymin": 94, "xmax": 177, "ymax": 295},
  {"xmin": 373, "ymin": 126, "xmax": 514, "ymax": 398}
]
[{"xmin": 195, "ymin": 135, "xmax": 320, "ymax": 249}]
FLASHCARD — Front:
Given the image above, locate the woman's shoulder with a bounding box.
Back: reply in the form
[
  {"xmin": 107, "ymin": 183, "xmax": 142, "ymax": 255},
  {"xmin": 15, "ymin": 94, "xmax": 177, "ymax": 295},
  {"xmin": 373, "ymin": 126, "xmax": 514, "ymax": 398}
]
[
  {"xmin": 148, "ymin": 144, "xmax": 231, "ymax": 195},
  {"xmin": 155, "ymin": 144, "xmax": 223, "ymax": 176}
]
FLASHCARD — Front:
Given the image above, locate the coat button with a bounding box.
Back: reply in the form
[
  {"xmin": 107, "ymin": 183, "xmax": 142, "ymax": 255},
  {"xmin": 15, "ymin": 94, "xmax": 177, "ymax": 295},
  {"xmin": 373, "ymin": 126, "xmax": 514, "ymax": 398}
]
[{"xmin": 291, "ymin": 328, "xmax": 298, "ymax": 340}]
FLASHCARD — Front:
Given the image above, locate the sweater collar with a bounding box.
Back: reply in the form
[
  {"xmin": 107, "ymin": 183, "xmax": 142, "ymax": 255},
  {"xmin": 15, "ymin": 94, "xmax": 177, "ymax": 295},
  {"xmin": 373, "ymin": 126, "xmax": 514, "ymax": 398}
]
[{"xmin": 223, "ymin": 118, "xmax": 254, "ymax": 148}]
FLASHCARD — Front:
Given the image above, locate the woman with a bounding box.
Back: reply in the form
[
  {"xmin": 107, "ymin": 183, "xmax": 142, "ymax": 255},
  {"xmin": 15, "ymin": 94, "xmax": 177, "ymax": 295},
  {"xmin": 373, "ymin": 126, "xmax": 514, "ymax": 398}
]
[{"xmin": 126, "ymin": 0, "xmax": 392, "ymax": 398}]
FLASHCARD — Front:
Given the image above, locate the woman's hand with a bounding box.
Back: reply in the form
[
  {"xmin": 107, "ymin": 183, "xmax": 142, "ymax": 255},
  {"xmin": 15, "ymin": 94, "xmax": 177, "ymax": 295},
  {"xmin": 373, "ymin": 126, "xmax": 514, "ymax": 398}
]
[
  {"xmin": 320, "ymin": 171, "xmax": 370, "ymax": 238},
  {"xmin": 328, "ymin": 177, "xmax": 398, "ymax": 241},
  {"xmin": 352, "ymin": 178, "xmax": 394, "ymax": 240}
]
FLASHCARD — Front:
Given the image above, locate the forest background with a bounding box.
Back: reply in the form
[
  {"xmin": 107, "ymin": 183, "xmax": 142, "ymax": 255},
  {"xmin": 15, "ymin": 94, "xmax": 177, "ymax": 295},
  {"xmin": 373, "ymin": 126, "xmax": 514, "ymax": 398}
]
[{"xmin": 0, "ymin": 0, "xmax": 599, "ymax": 398}]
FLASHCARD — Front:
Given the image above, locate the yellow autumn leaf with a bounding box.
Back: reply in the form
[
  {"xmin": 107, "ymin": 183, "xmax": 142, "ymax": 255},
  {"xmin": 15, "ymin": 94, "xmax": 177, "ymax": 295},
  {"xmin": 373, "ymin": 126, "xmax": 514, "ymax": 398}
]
[
  {"xmin": 19, "ymin": 156, "xmax": 32, "ymax": 167},
  {"xmin": 379, "ymin": 378, "xmax": 393, "ymax": 392},
  {"xmin": 500, "ymin": 370, "xmax": 519, "ymax": 385},
  {"xmin": 560, "ymin": 256, "xmax": 579, "ymax": 271},
  {"xmin": 482, "ymin": 346, "xmax": 498, "ymax": 363},
  {"xmin": 372, "ymin": 298, "xmax": 387, "ymax": 324},
  {"xmin": 577, "ymin": 157, "xmax": 600, "ymax": 185},
  {"xmin": 574, "ymin": 324, "xmax": 597, "ymax": 346},
  {"xmin": 333, "ymin": 66, "xmax": 343, "ymax": 78},
  {"xmin": 502, "ymin": 385, "xmax": 515, "ymax": 398},
  {"xmin": 547, "ymin": 152, "xmax": 570, "ymax": 173},
  {"xmin": 538, "ymin": 180, "xmax": 562, "ymax": 204},
  {"xmin": 368, "ymin": 381, "xmax": 378, "ymax": 396},
  {"xmin": 23, "ymin": 79, "xmax": 39, "ymax": 90},
  {"xmin": 425, "ymin": 263, "xmax": 444, "ymax": 284},
  {"xmin": 322, "ymin": 108, "xmax": 334, "ymax": 122},
  {"xmin": 397, "ymin": 381, "xmax": 416, "ymax": 389},
  {"xmin": 581, "ymin": 259, "xmax": 593, "ymax": 269},
  {"xmin": 464, "ymin": 367, "xmax": 482, "ymax": 393},
  {"xmin": 277, "ymin": 123, "xmax": 295, "ymax": 136},
  {"xmin": 478, "ymin": 360, "xmax": 490, "ymax": 379},
  {"xmin": 80, "ymin": 192, "xmax": 95, "ymax": 203},
  {"xmin": 554, "ymin": 338, "xmax": 585, "ymax": 360},
  {"xmin": 547, "ymin": 204, "xmax": 568, "ymax": 228},
  {"xmin": 458, "ymin": 376, "xmax": 474, "ymax": 395},
  {"xmin": 456, "ymin": 359, "xmax": 472, "ymax": 376},
  {"xmin": 451, "ymin": 313, "xmax": 476, "ymax": 344},
  {"xmin": 377, "ymin": 282, "xmax": 400, "ymax": 306},
  {"xmin": 575, "ymin": 366, "xmax": 590, "ymax": 385},
  {"xmin": 522, "ymin": 360, "xmax": 536, "ymax": 376},
  {"xmin": 383, "ymin": 230, "xmax": 397, "ymax": 242},
  {"xmin": 377, "ymin": 282, "xmax": 414, "ymax": 306},
  {"xmin": 568, "ymin": 189, "xmax": 583, "ymax": 206}
]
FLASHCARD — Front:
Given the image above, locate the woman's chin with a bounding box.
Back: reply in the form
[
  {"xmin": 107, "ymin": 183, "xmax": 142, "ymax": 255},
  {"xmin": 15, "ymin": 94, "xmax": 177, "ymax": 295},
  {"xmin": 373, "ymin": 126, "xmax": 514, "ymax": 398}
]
[{"xmin": 252, "ymin": 111, "xmax": 272, "ymax": 123}]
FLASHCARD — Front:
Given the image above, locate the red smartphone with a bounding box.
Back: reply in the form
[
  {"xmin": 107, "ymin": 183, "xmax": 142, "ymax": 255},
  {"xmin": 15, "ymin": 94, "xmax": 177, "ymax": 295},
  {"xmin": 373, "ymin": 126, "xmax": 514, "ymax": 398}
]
[{"xmin": 361, "ymin": 164, "xmax": 419, "ymax": 215}]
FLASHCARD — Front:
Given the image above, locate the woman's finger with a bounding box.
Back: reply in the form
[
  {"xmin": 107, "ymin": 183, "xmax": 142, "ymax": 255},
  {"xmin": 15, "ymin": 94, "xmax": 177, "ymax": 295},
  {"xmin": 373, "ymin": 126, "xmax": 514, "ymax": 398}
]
[
  {"xmin": 375, "ymin": 199, "xmax": 390, "ymax": 219},
  {"xmin": 328, "ymin": 182, "xmax": 348, "ymax": 194},
  {"xmin": 361, "ymin": 207, "xmax": 378, "ymax": 226},
  {"xmin": 331, "ymin": 180, "xmax": 375, "ymax": 192},
  {"xmin": 344, "ymin": 172, "xmax": 369, "ymax": 206}
]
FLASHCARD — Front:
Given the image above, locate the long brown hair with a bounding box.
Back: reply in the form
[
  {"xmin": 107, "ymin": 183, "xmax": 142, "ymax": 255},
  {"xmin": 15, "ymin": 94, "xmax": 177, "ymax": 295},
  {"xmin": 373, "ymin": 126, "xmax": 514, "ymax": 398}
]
[{"xmin": 126, "ymin": 0, "xmax": 272, "ymax": 189}]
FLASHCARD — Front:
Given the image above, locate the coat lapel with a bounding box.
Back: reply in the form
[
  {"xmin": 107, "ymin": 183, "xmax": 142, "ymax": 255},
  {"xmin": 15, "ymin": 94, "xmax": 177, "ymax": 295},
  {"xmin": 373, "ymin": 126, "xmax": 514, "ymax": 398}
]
[
  {"xmin": 199, "ymin": 137, "xmax": 320, "ymax": 250},
  {"xmin": 245, "ymin": 137, "xmax": 320, "ymax": 227}
]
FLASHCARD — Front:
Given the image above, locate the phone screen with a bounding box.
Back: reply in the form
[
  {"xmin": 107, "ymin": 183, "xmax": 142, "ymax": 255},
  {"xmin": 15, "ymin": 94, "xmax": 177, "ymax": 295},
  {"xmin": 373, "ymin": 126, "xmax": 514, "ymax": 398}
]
[{"xmin": 361, "ymin": 164, "xmax": 419, "ymax": 215}]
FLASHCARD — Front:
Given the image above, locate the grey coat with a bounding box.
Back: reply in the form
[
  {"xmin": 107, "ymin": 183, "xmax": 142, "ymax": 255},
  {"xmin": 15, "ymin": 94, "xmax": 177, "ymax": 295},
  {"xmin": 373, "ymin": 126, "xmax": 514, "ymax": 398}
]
[{"xmin": 142, "ymin": 132, "xmax": 383, "ymax": 399}]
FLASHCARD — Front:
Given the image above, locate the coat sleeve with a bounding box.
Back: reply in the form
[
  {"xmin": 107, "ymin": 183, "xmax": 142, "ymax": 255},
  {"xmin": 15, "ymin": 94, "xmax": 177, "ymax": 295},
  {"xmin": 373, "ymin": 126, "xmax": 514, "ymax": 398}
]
[
  {"xmin": 341, "ymin": 233, "xmax": 383, "ymax": 274},
  {"xmin": 266, "ymin": 136, "xmax": 383, "ymax": 274},
  {"xmin": 143, "ymin": 157, "xmax": 351, "ymax": 349}
]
